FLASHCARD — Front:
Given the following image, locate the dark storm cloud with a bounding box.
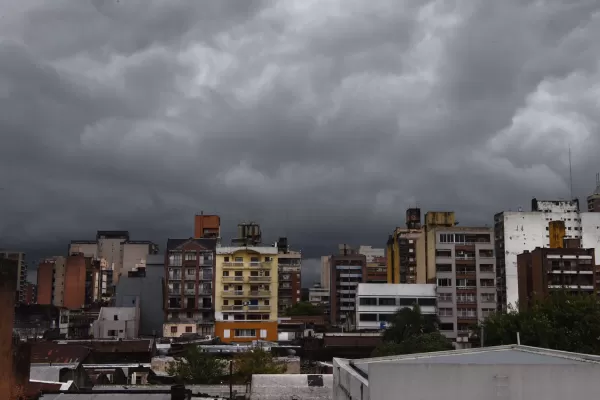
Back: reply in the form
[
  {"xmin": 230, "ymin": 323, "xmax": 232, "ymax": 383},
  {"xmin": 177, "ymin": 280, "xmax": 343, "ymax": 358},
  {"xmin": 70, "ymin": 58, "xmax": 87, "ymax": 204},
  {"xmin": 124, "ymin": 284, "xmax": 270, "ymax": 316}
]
[{"xmin": 2, "ymin": 0, "xmax": 600, "ymax": 276}]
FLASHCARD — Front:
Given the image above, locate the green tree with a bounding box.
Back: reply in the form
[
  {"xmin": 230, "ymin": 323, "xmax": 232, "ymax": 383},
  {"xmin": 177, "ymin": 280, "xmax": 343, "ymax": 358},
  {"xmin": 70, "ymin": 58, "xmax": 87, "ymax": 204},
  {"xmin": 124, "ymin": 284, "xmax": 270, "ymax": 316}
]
[
  {"xmin": 285, "ymin": 301, "xmax": 324, "ymax": 316},
  {"xmin": 373, "ymin": 332, "xmax": 453, "ymax": 357},
  {"xmin": 373, "ymin": 305, "xmax": 452, "ymax": 356},
  {"xmin": 233, "ymin": 348, "xmax": 286, "ymax": 383},
  {"xmin": 167, "ymin": 346, "xmax": 227, "ymax": 384},
  {"xmin": 479, "ymin": 292, "xmax": 600, "ymax": 354}
]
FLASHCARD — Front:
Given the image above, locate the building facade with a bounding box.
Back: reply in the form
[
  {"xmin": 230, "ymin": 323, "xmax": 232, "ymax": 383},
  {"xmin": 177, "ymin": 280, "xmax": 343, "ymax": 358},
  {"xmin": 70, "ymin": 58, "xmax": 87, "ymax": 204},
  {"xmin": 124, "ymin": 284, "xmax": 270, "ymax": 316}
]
[
  {"xmin": 320, "ymin": 256, "xmax": 331, "ymax": 288},
  {"xmin": 494, "ymin": 198, "xmax": 600, "ymax": 311},
  {"xmin": 588, "ymin": 173, "xmax": 600, "ymax": 212},
  {"xmin": 358, "ymin": 246, "xmax": 387, "ymax": 283},
  {"xmin": 276, "ymin": 238, "xmax": 301, "ymax": 316},
  {"xmin": 116, "ymin": 254, "xmax": 165, "ymax": 337},
  {"xmin": 214, "ymin": 246, "xmax": 279, "ymax": 342},
  {"xmin": 386, "ymin": 209, "xmax": 428, "ymax": 284},
  {"xmin": 0, "ymin": 251, "xmax": 27, "ymax": 303},
  {"xmin": 308, "ymin": 284, "xmax": 330, "ymax": 313},
  {"xmin": 91, "ymin": 306, "xmax": 140, "ymax": 339},
  {"xmin": 517, "ymin": 243, "xmax": 596, "ymax": 311},
  {"xmin": 432, "ymin": 226, "xmax": 497, "ymax": 346},
  {"xmin": 164, "ymin": 238, "xmax": 216, "ymax": 337},
  {"xmin": 329, "ymin": 252, "xmax": 367, "ymax": 327},
  {"xmin": 355, "ymin": 283, "xmax": 436, "ymax": 331},
  {"xmin": 69, "ymin": 230, "xmax": 158, "ymax": 284},
  {"xmin": 193, "ymin": 213, "xmax": 221, "ymax": 240}
]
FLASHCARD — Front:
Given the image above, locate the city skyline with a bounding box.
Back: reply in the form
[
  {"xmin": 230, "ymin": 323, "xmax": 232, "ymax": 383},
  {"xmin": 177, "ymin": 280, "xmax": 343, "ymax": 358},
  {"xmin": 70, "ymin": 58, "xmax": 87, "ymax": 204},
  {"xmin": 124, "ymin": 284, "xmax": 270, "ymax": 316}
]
[{"xmin": 2, "ymin": 1, "xmax": 600, "ymax": 279}]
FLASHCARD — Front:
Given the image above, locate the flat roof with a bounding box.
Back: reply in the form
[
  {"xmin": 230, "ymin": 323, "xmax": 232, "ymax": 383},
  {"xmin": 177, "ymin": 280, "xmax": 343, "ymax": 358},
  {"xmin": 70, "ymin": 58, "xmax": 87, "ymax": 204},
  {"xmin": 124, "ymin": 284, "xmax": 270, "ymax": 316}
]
[
  {"xmin": 345, "ymin": 345, "xmax": 600, "ymax": 377},
  {"xmin": 357, "ymin": 283, "xmax": 436, "ymax": 297}
]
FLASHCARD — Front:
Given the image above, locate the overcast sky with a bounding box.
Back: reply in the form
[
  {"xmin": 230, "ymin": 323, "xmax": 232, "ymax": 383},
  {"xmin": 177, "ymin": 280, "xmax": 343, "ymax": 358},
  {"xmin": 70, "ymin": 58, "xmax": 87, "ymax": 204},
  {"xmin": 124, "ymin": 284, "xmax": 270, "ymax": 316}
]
[{"xmin": 2, "ymin": 1, "xmax": 600, "ymax": 285}]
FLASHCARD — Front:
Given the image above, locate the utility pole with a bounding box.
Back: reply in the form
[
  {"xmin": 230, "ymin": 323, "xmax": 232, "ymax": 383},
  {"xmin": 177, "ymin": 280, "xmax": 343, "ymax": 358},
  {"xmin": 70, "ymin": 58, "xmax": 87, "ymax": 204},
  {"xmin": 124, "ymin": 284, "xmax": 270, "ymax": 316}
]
[{"xmin": 229, "ymin": 359, "xmax": 233, "ymax": 399}]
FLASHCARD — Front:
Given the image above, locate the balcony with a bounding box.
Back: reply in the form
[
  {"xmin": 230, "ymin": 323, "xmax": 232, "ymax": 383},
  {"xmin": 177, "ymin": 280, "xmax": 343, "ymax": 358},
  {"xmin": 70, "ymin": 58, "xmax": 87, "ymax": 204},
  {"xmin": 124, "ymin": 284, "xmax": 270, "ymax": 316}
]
[
  {"xmin": 222, "ymin": 262, "xmax": 246, "ymax": 269},
  {"xmin": 222, "ymin": 305, "xmax": 245, "ymax": 312},
  {"xmin": 184, "ymin": 273, "xmax": 196, "ymax": 280},
  {"xmin": 168, "ymin": 288, "xmax": 181, "ymax": 295},
  {"xmin": 222, "ymin": 290, "xmax": 245, "ymax": 297},
  {"xmin": 248, "ymin": 276, "xmax": 271, "ymax": 283},
  {"xmin": 223, "ymin": 276, "xmax": 245, "ymax": 283},
  {"xmin": 184, "ymin": 288, "xmax": 196, "ymax": 295},
  {"xmin": 168, "ymin": 273, "xmax": 182, "ymax": 280},
  {"xmin": 249, "ymin": 261, "xmax": 272, "ymax": 269},
  {"xmin": 198, "ymin": 289, "xmax": 212, "ymax": 296},
  {"xmin": 457, "ymin": 297, "xmax": 477, "ymax": 304},
  {"xmin": 249, "ymin": 290, "xmax": 271, "ymax": 297},
  {"xmin": 199, "ymin": 258, "xmax": 213, "ymax": 266},
  {"xmin": 246, "ymin": 305, "xmax": 271, "ymax": 311}
]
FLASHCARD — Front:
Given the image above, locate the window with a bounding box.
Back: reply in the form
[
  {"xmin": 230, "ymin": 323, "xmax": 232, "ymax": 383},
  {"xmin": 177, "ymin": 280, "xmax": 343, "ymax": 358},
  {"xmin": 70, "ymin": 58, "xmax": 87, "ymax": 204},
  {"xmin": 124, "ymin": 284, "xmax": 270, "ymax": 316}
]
[
  {"xmin": 264, "ymin": 300, "xmax": 270, "ymax": 305},
  {"xmin": 439, "ymin": 234, "xmax": 453, "ymax": 243},
  {"xmin": 223, "ymin": 300, "xmax": 229, "ymax": 305},
  {"xmin": 359, "ymin": 313, "xmax": 377, "ymax": 321},
  {"xmin": 107, "ymin": 330, "xmax": 117, "ymax": 337},
  {"xmin": 170, "ymin": 326, "xmax": 178, "ymax": 334},
  {"xmin": 234, "ymin": 257, "xmax": 243, "ymax": 262},
  {"xmin": 456, "ymin": 279, "xmax": 476, "ymax": 288},
  {"xmin": 437, "ymin": 278, "xmax": 452, "ymax": 287},
  {"xmin": 186, "ymin": 312, "xmax": 193, "ymax": 318},
  {"xmin": 436, "ymin": 264, "xmax": 452, "ymax": 272},
  {"xmin": 185, "ymin": 252, "xmax": 196, "ymax": 261},
  {"xmin": 235, "ymin": 329, "xmax": 256, "ymax": 337},
  {"xmin": 378, "ymin": 298, "xmax": 396, "ymax": 306},
  {"xmin": 479, "ymin": 264, "xmax": 494, "ymax": 273},
  {"xmin": 169, "ymin": 252, "xmax": 182, "ymax": 266},
  {"xmin": 187, "ymin": 268, "xmax": 195, "ymax": 275},
  {"xmin": 481, "ymin": 308, "xmax": 495, "ymax": 318},
  {"xmin": 439, "ymin": 323, "xmax": 454, "ymax": 331},
  {"xmin": 457, "ymin": 308, "xmax": 476, "ymax": 317},
  {"xmin": 224, "ymin": 257, "xmax": 230, "ymax": 262},
  {"xmin": 250, "ymin": 257, "xmax": 259, "ymax": 262},
  {"xmin": 480, "ymin": 279, "xmax": 495, "ymax": 287},
  {"xmin": 418, "ymin": 298, "xmax": 436, "ymax": 307},
  {"xmin": 481, "ymin": 293, "xmax": 495, "ymax": 302},
  {"xmin": 379, "ymin": 313, "xmax": 393, "ymax": 322},
  {"xmin": 235, "ymin": 271, "xmax": 243, "ymax": 277},
  {"xmin": 113, "ymin": 315, "xmax": 118, "ymax": 321},
  {"xmin": 360, "ymin": 298, "xmax": 377, "ymax": 306},
  {"xmin": 399, "ymin": 297, "xmax": 417, "ymax": 306},
  {"xmin": 223, "ymin": 271, "xmax": 229, "ymax": 276},
  {"xmin": 436, "ymin": 250, "xmax": 452, "ymax": 258},
  {"xmin": 438, "ymin": 293, "xmax": 452, "ymax": 302},
  {"xmin": 438, "ymin": 308, "xmax": 453, "ymax": 317},
  {"xmin": 223, "ymin": 314, "xmax": 229, "ymax": 320}
]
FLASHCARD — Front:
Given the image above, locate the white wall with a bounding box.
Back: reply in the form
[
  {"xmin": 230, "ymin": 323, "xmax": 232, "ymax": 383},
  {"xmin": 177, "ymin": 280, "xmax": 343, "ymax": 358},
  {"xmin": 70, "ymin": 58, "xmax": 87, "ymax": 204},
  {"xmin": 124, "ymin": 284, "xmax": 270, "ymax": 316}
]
[{"xmin": 368, "ymin": 363, "xmax": 600, "ymax": 400}]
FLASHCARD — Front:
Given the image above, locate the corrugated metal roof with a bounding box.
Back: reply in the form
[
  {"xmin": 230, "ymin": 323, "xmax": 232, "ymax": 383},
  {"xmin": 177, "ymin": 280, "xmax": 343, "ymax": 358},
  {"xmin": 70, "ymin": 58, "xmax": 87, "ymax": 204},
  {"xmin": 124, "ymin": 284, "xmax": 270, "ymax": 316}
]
[
  {"xmin": 250, "ymin": 374, "xmax": 332, "ymax": 400},
  {"xmin": 30, "ymin": 365, "xmax": 78, "ymax": 382},
  {"xmin": 91, "ymin": 384, "xmax": 246, "ymax": 396},
  {"xmin": 348, "ymin": 345, "xmax": 600, "ymax": 377},
  {"xmin": 40, "ymin": 394, "xmax": 171, "ymax": 400},
  {"xmin": 31, "ymin": 342, "xmax": 90, "ymax": 364},
  {"xmin": 357, "ymin": 283, "xmax": 436, "ymax": 297}
]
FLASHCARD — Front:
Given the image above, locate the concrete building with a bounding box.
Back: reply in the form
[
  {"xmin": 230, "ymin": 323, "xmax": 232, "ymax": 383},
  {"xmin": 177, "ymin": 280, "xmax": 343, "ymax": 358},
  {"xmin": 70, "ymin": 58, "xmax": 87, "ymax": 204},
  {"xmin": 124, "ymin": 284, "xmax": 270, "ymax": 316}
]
[
  {"xmin": 333, "ymin": 345, "xmax": 600, "ymax": 400},
  {"xmin": 193, "ymin": 212, "xmax": 221, "ymax": 240},
  {"xmin": 275, "ymin": 237, "xmax": 302, "ymax": 316},
  {"xmin": 358, "ymin": 246, "xmax": 387, "ymax": 283},
  {"xmin": 214, "ymin": 246, "xmax": 279, "ymax": 342},
  {"xmin": 431, "ymin": 224, "xmax": 496, "ymax": 345},
  {"xmin": 355, "ymin": 283, "xmax": 436, "ymax": 331},
  {"xmin": 92, "ymin": 306, "xmax": 140, "ymax": 339},
  {"xmin": 308, "ymin": 284, "xmax": 330, "ymax": 313},
  {"xmin": 517, "ymin": 241, "xmax": 596, "ymax": 312},
  {"xmin": 116, "ymin": 254, "xmax": 165, "ymax": 337},
  {"xmin": 386, "ymin": 209, "xmax": 427, "ymax": 284},
  {"xmin": 588, "ymin": 173, "xmax": 600, "ymax": 212},
  {"xmin": 0, "ymin": 250, "xmax": 27, "ymax": 303},
  {"xmin": 320, "ymin": 256, "xmax": 330, "ymax": 288},
  {"xmin": 329, "ymin": 251, "xmax": 367, "ymax": 327},
  {"xmin": 24, "ymin": 282, "xmax": 37, "ymax": 305},
  {"xmin": 69, "ymin": 230, "xmax": 158, "ymax": 284},
  {"xmin": 164, "ymin": 238, "xmax": 217, "ymax": 337},
  {"xmin": 494, "ymin": 198, "xmax": 600, "ymax": 311}
]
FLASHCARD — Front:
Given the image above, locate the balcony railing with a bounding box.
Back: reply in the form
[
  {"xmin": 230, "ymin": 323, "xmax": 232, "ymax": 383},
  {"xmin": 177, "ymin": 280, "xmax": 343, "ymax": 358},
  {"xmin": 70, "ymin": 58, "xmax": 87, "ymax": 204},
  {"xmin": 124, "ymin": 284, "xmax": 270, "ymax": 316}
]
[
  {"xmin": 198, "ymin": 289, "xmax": 212, "ymax": 296},
  {"xmin": 222, "ymin": 262, "xmax": 246, "ymax": 269},
  {"xmin": 223, "ymin": 276, "xmax": 245, "ymax": 283},
  {"xmin": 247, "ymin": 305, "xmax": 271, "ymax": 311},
  {"xmin": 222, "ymin": 305, "xmax": 245, "ymax": 312},
  {"xmin": 168, "ymin": 274, "xmax": 182, "ymax": 280},
  {"xmin": 457, "ymin": 298, "xmax": 477, "ymax": 304},
  {"xmin": 168, "ymin": 288, "xmax": 181, "ymax": 295},
  {"xmin": 184, "ymin": 288, "xmax": 196, "ymax": 295},
  {"xmin": 184, "ymin": 274, "xmax": 196, "ymax": 280},
  {"xmin": 222, "ymin": 290, "xmax": 245, "ymax": 297},
  {"xmin": 199, "ymin": 258, "xmax": 213, "ymax": 266},
  {"xmin": 248, "ymin": 276, "xmax": 271, "ymax": 283},
  {"xmin": 249, "ymin": 290, "xmax": 271, "ymax": 297}
]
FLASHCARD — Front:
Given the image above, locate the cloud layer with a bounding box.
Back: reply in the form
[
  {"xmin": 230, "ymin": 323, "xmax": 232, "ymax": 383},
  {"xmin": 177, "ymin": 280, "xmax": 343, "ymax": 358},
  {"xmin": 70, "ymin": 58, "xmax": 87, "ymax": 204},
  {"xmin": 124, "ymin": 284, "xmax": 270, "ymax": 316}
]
[{"xmin": 2, "ymin": 0, "xmax": 600, "ymax": 275}]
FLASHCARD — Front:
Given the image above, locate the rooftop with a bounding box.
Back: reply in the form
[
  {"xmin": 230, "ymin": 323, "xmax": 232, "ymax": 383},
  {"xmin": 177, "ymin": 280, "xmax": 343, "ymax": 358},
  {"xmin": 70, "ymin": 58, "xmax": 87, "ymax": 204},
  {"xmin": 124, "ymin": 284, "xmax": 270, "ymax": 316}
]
[
  {"xmin": 30, "ymin": 364, "xmax": 78, "ymax": 382},
  {"xmin": 216, "ymin": 246, "xmax": 279, "ymax": 255},
  {"xmin": 166, "ymin": 237, "xmax": 217, "ymax": 251},
  {"xmin": 250, "ymin": 374, "xmax": 333, "ymax": 400},
  {"xmin": 345, "ymin": 345, "xmax": 600, "ymax": 377},
  {"xmin": 357, "ymin": 283, "xmax": 436, "ymax": 297},
  {"xmin": 31, "ymin": 342, "xmax": 90, "ymax": 364}
]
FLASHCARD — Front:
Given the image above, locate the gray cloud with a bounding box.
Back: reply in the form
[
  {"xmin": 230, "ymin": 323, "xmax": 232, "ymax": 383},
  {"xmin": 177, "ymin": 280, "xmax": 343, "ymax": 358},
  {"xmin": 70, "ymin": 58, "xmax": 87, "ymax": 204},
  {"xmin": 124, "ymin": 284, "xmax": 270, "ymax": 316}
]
[{"xmin": 2, "ymin": 0, "xmax": 600, "ymax": 279}]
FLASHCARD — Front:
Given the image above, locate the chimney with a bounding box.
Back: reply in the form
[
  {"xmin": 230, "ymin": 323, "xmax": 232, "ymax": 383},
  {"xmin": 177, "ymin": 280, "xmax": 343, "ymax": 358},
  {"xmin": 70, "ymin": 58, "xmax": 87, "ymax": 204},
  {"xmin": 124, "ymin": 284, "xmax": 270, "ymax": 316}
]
[
  {"xmin": 171, "ymin": 384, "xmax": 188, "ymax": 400},
  {"xmin": 548, "ymin": 221, "xmax": 566, "ymax": 249}
]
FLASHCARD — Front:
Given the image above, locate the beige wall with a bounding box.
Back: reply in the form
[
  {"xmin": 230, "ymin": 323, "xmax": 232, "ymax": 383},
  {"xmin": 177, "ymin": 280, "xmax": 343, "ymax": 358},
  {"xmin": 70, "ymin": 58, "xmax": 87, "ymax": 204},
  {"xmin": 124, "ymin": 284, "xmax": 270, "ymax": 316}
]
[
  {"xmin": 122, "ymin": 243, "xmax": 151, "ymax": 280},
  {"xmin": 321, "ymin": 256, "xmax": 331, "ymax": 288}
]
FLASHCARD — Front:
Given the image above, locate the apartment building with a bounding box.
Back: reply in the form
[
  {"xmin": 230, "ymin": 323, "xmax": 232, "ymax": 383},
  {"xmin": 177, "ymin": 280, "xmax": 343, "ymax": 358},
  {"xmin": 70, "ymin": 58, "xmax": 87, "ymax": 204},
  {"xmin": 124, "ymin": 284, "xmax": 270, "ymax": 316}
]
[
  {"xmin": 386, "ymin": 209, "xmax": 427, "ymax": 284},
  {"xmin": 194, "ymin": 212, "xmax": 221, "ymax": 240},
  {"xmin": 37, "ymin": 254, "xmax": 107, "ymax": 309},
  {"xmin": 308, "ymin": 284, "xmax": 330, "ymax": 311},
  {"xmin": 432, "ymin": 226, "xmax": 497, "ymax": 346},
  {"xmin": 321, "ymin": 256, "xmax": 331, "ymax": 288},
  {"xmin": 517, "ymin": 235, "xmax": 597, "ymax": 311},
  {"xmin": 0, "ymin": 250, "xmax": 27, "ymax": 303},
  {"xmin": 358, "ymin": 246, "xmax": 387, "ymax": 283},
  {"xmin": 69, "ymin": 230, "xmax": 158, "ymax": 284},
  {"xmin": 355, "ymin": 283, "xmax": 436, "ymax": 331},
  {"xmin": 92, "ymin": 306, "xmax": 140, "ymax": 339},
  {"xmin": 329, "ymin": 251, "xmax": 367, "ymax": 327},
  {"xmin": 164, "ymin": 238, "xmax": 216, "ymax": 337},
  {"xmin": 494, "ymin": 198, "xmax": 600, "ymax": 311},
  {"xmin": 214, "ymin": 246, "xmax": 279, "ymax": 342},
  {"xmin": 275, "ymin": 237, "xmax": 301, "ymax": 316}
]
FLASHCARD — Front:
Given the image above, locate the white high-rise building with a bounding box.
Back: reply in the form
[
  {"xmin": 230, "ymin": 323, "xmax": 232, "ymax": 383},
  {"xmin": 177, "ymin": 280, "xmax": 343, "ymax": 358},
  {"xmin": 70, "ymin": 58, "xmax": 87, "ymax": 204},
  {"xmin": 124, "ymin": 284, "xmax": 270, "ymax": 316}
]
[{"xmin": 495, "ymin": 198, "xmax": 600, "ymax": 311}]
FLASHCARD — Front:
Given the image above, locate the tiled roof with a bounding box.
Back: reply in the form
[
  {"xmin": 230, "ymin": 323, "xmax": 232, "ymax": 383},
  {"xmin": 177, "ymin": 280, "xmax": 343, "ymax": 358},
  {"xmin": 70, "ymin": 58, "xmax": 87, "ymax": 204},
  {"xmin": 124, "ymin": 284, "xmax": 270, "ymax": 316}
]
[
  {"xmin": 31, "ymin": 342, "xmax": 90, "ymax": 364},
  {"xmin": 166, "ymin": 238, "xmax": 217, "ymax": 251}
]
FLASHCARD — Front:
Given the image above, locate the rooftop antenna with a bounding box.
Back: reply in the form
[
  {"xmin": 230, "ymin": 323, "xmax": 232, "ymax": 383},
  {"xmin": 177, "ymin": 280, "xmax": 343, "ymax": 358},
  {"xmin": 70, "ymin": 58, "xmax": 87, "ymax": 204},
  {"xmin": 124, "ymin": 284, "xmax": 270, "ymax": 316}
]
[{"xmin": 569, "ymin": 145, "xmax": 573, "ymax": 200}]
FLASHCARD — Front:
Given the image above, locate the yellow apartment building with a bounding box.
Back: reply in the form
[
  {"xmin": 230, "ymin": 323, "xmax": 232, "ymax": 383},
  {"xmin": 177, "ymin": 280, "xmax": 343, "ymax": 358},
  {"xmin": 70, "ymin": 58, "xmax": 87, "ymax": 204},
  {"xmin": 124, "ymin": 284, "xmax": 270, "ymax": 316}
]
[{"xmin": 214, "ymin": 246, "xmax": 279, "ymax": 342}]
